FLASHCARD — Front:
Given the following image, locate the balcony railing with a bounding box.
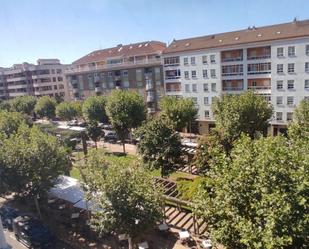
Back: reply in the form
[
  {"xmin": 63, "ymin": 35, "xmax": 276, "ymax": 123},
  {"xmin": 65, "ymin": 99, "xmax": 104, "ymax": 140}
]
[
  {"xmin": 247, "ymin": 85, "xmax": 271, "ymax": 90},
  {"xmin": 221, "ymin": 57, "xmax": 243, "ymax": 62},
  {"xmin": 247, "ymin": 70, "xmax": 271, "ymax": 75},
  {"xmin": 66, "ymin": 58, "xmax": 161, "ymax": 74},
  {"xmin": 222, "ymin": 72, "xmax": 243, "ymax": 76},
  {"xmin": 222, "ymin": 86, "xmax": 244, "ymax": 91},
  {"xmin": 247, "ymin": 54, "xmax": 271, "ymax": 60}
]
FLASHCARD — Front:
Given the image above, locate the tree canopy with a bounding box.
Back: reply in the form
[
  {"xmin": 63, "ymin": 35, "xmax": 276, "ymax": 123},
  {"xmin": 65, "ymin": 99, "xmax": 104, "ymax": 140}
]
[
  {"xmin": 136, "ymin": 116, "xmax": 182, "ymax": 177},
  {"xmin": 211, "ymin": 91, "xmax": 273, "ymax": 151},
  {"xmin": 34, "ymin": 96, "xmax": 57, "ymax": 119},
  {"xmin": 106, "ymin": 90, "xmax": 146, "ymax": 153},
  {"xmin": 82, "ymin": 96, "xmax": 108, "ymax": 123},
  {"xmin": 159, "ymin": 96, "xmax": 198, "ymax": 131},
  {"xmin": 194, "ymin": 135, "xmax": 308, "ymax": 249},
  {"xmin": 56, "ymin": 101, "xmax": 82, "ymax": 121},
  {"xmin": 9, "ymin": 96, "xmax": 37, "ymax": 116},
  {"xmin": 0, "ymin": 110, "xmax": 30, "ymax": 137},
  {"xmin": 86, "ymin": 121, "xmax": 103, "ymax": 149},
  {"xmin": 81, "ymin": 150, "xmax": 163, "ymax": 247},
  {"xmin": 0, "ymin": 125, "xmax": 70, "ymax": 197}
]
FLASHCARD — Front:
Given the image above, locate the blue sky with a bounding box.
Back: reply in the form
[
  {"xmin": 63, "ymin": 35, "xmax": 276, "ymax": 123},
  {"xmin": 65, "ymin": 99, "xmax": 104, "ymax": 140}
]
[{"xmin": 0, "ymin": 0, "xmax": 308, "ymax": 67}]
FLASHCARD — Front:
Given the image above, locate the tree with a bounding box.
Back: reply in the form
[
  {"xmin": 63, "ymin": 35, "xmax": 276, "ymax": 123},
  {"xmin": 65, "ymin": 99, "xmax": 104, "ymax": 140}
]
[
  {"xmin": 82, "ymin": 96, "xmax": 108, "ymax": 123},
  {"xmin": 136, "ymin": 116, "xmax": 182, "ymax": 177},
  {"xmin": 0, "ymin": 124, "xmax": 70, "ymax": 198},
  {"xmin": 56, "ymin": 101, "xmax": 82, "ymax": 121},
  {"xmin": 159, "ymin": 96, "xmax": 198, "ymax": 131},
  {"xmin": 34, "ymin": 96, "xmax": 57, "ymax": 119},
  {"xmin": 194, "ymin": 135, "xmax": 308, "ymax": 249},
  {"xmin": 211, "ymin": 91, "xmax": 273, "ymax": 151},
  {"xmin": 10, "ymin": 96, "xmax": 37, "ymax": 116},
  {"xmin": 81, "ymin": 151, "xmax": 163, "ymax": 249},
  {"xmin": 86, "ymin": 121, "xmax": 103, "ymax": 149},
  {"xmin": 288, "ymin": 99, "xmax": 309, "ymax": 141},
  {"xmin": 106, "ymin": 90, "xmax": 146, "ymax": 153},
  {"xmin": 0, "ymin": 100, "xmax": 11, "ymax": 111},
  {"xmin": 0, "ymin": 110, "xmax": 30, "ymax": 137}
]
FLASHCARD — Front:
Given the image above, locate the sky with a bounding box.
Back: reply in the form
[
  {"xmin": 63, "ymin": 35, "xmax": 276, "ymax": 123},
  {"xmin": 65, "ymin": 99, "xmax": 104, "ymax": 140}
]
[{"xmin": 0, "ymin": 0, "xmax": 308, "ymax": 67}]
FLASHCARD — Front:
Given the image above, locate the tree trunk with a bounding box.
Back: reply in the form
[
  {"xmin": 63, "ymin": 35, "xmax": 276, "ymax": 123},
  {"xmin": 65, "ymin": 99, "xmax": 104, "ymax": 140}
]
[
  {"xmin": 82, "ymin": 132, "xmax": 88, "ymax": 156},
  {"xmin": 95, "ymin": 140, "xmax": 97, "ymax": 149},
  {"xmin": 34, "ymin": 195, "xmax": 42, "ymax": 219},
  {"xmin": 128, "ymin": 237, "xmax": 133, "ymax": 249},
  {"xmin": 122, "ymin": 138, "xmax": 126, "ymax": 154}
]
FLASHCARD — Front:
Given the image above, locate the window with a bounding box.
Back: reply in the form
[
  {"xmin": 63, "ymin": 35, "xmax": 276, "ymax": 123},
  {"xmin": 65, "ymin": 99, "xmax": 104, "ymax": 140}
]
[
  {"xmin": 276, "ymin": 112, "xmax": 283, "ymax": 121},
  {"xmin": 51, "ymin": 69, "xmax": 55, "ymax": 74},
  {"xmin": 287, "ymin": 112, "xmax": 293, "ymax": 121},
  {"xmin": 184, "ymin": 57, "xmax": 188, "ymax": 65},
  {"xmin": 59, "ymin": 84, "xmax": 64, "ymax": 89},
  {"xmin": 288, "ymin": 46, "xmax": 295, "ymax": 56},
  {"xmin": 53, "ymin": 77, "xmax": 56, "ymax": 82},
  {"xmin": 122, "ymin": 70, "xmax": 128, "ymax": 76},
  {"xmin": 184, "ymin": 71, "xmax": 189, "ymax": 79},
  {"xmin": 108, "ymin": 72, "xmax": 113, "ymax": 77},
  {"xmin": 247, "ymin": 63, "xmax": 271, "ymax": 74},
  {"xmin": 164, "ymin": 57, "xmax": 180, "ymax": 66},
  {"xmin": 287, "ymin": 80, "xmax": 294, "ymax": 90},
  {"xmin": 211, "ymin": 83, "xmax": 216, "ymax": 92},
  {"xmin": 210, "ymin": 69, "xmax": 216, "ymax": 78},
  {"xmin": 202, "ymin": 69, "xmax": 208, "ymax": 78},
  {"xmin": 287, "ymin": 96, "xmax": 294, "ymax": 106},
  {"xmin": 288, "ymin": 63, "xmax": 295, "ymax": 73},
  {"xmin": 210, "ymin": 55, "xmax": 215, "ymax": 63},
  {"xmin": 57, "ymin": 77, "xmax": 63, "ymax": 81},
  {"xmin": 203, "ymin": 83, "xmax": 209, "ymax": 92},
  {"xmin": 185, "ymin": 84, "xmax": 190, "ymax": 92},
  {"xmin": 305, "ymin": 62, "xmax": 309, "ymax": 72},
  {"xmin": 306, "ymin": 45, "xmax": 309, "ymax": 55},
  {"xmin": 202, "ymin": 55, "xmax": 207, "ymax": 64},
  {"xmin": 192, "ymin": 84, "xmax": 197, "ymax": 92},
  {"xmin": 276, "ymin": 96, "xmax": 283, "ymax": 105},
  {"xmin": 211, "ymin": 96, "xmax": 216, "ymax": 104},
  {"xmin": 191, "ymin": 57, "xmax": 196, "ymax": 65},
  {"xmin": 191, "ymin": 70, "xmax": 197, "ymax": 78},
  {"xmin": 277, "ymin": 47, "xmax": 284, "ymax": 57},
  {"xmin": 204, "ymin": 97, "xmax": 209, "ymax": 105},
  {"xmin": 204, "ymin": 110, "xmax": 210, "ymax": 118},
  {"xmin": 54, "ymin": 85, "xmax": 57, "ymax": 90},
  {"xmin": 277, "ymin": 80, "xmax": 284, "ymax": 90},
  {"xmin": 56, "ymin": 69, "xmax": 62, "ymax": 74},
  {"xmin": 305, "ymin": 79, "xmax": 309, "ymax": 89},
  {"xmin": 277, "ymin": 64, "xmax": 284, "ymax": 73}
]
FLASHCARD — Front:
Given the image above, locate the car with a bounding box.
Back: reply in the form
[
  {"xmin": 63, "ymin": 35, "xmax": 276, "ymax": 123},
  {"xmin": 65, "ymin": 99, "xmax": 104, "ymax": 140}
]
[
  {"xmin": 104, "ymin": 131, "xmax": 118, "ymax": 142},
  {"xmin": 13, "ymin": 215, "xmax": 54, "ymax": 248},
  {"xmin": 0, "ymin": 206, "xmax": 20, "ymax": 231},
  {"xmin": 67, "ymin": 120, "xmax": 78, "ymax": 126},
  {"xmin": 102, "ymin": 124, "xmax": 113, "ymax": 130}
]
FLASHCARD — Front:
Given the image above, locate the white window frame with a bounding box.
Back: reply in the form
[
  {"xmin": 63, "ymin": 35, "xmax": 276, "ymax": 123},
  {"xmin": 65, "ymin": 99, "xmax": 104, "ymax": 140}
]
[
  {"xmin": 204, "ymin": 97, "xmax": 209, "ymax": 105},
  {"xmin": 276, "ymin": 80, "xmax": 284, "ymax": 90},
  {"xmin": 204, "ymin": 110, "xmax": 210, "ymax": 118},
  {"xmin": 185, "ymin": 84, "xmax": 190, "ymax": 92},
  {"xmin": 287, "ymin": 80, "xmax": 294, "ymax": 90},
  {"xmin": 191, "ymin": 57, "xmax": 196, "ymax": 65},
  {"xmin": 192, "ymin": 84, "xmax": 197, "ymax": 92},
  {"xmin": 184, "ymin": 57, "xmax": 188, "ymax": 66},
  {"xmin": 287, "ymin": 112, "xmax": 293, "ymax": 121},
  {"xmin": 210, "ymin": 55, "xmax": 216, "ymax": 63},
  {"xmin": 277, "ymin": 47, "xmax": 284, "ymax": 57},
  {"xmin": 191, "ymin": 70, "xmax": 197, "ymax": 79},
  {"xmin": 288, "ymin": 46, "xmax": 296, "ymax": 56},
  {"xmin": 202, "ymin": 55, "xmax": 207, "ymax": 64},
  {"xmin": 202, "ymin": 69, "xmax": 208, "ymax": 78},
  {"xmin": 306, "ymin": 45, "xmax": 309, "ymax": 56},
  {"xmin": 276, "ymin": 96, "xmax": 283, "ymax": 105},
  {"xmin": 287, "ymin": 96, "xmax": 294, "ymax": 106},
  {"xmin": 305, "ymin": 79, "xmax": 309, "ymax": 89},
  {"xmin": 277, "ymin": 64, "xmax": 283, "ymax": 74},
  {"xmin": 184, "ymin": 71, "xmax": 189, "ymax": 79},
  {"xmin": 305, "ymin": 62, "xmax": 309, "ymax": 73},
  {"xmin": 203, "ymin": 83, "xmax": 209, "ymax": 92},
  {"xmin": 288, "ymin": 63, "xmax": 295, "ymax": 73},
  {"xmin": 211, "ymin": 83, "xmax": 216, "ymax": 92},
  {"xmin": 210, "ymin": 69, "xmax": 216, "ymax": 78}
]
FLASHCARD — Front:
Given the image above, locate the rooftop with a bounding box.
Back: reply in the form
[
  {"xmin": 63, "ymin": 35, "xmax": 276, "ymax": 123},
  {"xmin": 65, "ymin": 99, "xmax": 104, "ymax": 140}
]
[
  {"xmin": 164, "ymin": 19, "xmax": 309, "ymax": 54},
  {"xmin": 73, "ymin": 41, "xmax": 166, "ymax": 65}
]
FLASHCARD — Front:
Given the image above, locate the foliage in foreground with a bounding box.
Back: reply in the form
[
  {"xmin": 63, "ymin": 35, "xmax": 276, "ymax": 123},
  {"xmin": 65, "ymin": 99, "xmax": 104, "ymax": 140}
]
[
  {"xmin": 34, "ymin": 96, "xmax": 57, "ymax": 119},
  {"xmin": 0, "ymin": 125, "xmax": 70, "ymax": 197},
  {"xmin": 81, "ymin": 150, "xmax": 163, "ymax": 246},
  {"xmin": 9, "ymin": 96, "xmax": 37, "ymax": 116},
  {"xmin": 0, "ymin": 110, "xmax": 31, "ymax": 137},
  {"xmin": 136, "ymin": 116, "xmax": 182, "ymax": 177},
  {"xmin": 194, "ymin": 135, "xmax": 308, "ymax": 249}
]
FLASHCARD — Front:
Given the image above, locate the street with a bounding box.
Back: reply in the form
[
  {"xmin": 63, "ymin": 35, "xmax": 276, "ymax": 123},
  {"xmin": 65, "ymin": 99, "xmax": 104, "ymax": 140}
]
[{"xmin": 3, "ymin": 229, "xmax": 26, "ymax": 249}]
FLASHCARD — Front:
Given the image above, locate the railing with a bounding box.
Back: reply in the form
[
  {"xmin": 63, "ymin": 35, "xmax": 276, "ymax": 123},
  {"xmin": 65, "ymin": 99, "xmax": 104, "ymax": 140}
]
[
  {"xmin": 165, "ymin": 76, "xmax": 181, "ymax": 80},
  {"xmin": 222, "ymin": 86, "xmax": 244, "ymax": 91},
  {"xmin": 66, "ymin": 58, "xmax": 162, "ymax": 74},
  {"xmin": 221, "ymin": 57, "xmax": 243, "ymax": 62},
  {"xmin": 247, "ymin": 54, "xmax": 271, "ymax": 60},
  {"xmin": 222, "ymin": 72, "xmax": 243, "ymax": 76},
  {"xmin": 247, "ymin": 70, "xmax": 271, "ymax": 75},
  {"xmin": 247, "ymin": 85, "xmax": 271, "ymax": 90}
]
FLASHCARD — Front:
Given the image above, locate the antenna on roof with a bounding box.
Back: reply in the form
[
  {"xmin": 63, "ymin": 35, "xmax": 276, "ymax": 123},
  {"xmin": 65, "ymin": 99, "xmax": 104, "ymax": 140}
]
[{"xmin": 293, "ymin": 17, "xmax": 298, "ymax": 23}]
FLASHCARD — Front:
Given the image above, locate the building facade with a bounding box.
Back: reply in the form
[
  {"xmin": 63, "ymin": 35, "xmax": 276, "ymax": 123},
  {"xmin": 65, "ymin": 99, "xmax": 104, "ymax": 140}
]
[
  {"xmin": 0, "ymin": 59, "xmax": 69, "ymax": 101},
  {"xmin": 65, "ymin": 41, "xmax": 166, "ymax": 113},
  {"xmin": 163, "ymin": 19, "xmax": 309, "ymax": 134}
]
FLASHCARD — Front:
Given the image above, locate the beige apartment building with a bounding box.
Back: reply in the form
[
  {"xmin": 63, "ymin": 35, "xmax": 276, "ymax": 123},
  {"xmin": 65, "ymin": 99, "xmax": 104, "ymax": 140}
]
[
  {"xmin": 163, "ymin": 19, "xmax": 309, "ymax": 135},
  {"xmin": 65, "ymin": 41, "xmax": 166, "ymax": 113},
  {"xmin": 0, "ymin": 59, "xmax": 69, "ymax": 101}
]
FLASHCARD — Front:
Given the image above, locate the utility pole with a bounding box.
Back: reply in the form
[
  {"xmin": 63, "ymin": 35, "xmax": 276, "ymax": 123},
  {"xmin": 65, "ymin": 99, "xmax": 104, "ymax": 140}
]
[{"xmin": 0, "ymin": 216, "xmax": 8, "ymax": 249}]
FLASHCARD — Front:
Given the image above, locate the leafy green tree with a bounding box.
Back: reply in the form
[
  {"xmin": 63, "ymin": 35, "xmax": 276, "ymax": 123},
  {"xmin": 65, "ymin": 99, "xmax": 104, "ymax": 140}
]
[
  {"xmin": 136, "ymin": 116, "xmax": 182, "ymax": 177},
  {"xmin": 159, "ymin": 96, "xmax": 198, "ymax": 131},
  {"xmin": 0, "ymin": 110, "xmax": 30, "ymax": 137},
  {"xmin": 82, "ymin": 96, "xmax": 108, "ymax": 123},
  {"xmin": 10, "ymin": 96, "xmax": 37, "ymax": 116},
  {"xmin": 0, "ymin": 124, "xmax": 70, "ymax": 198},
  {"xmin": 212, "ymin": 91, "xmax": 273, "ymax": 151},
  {"xmin": 56, "ymin": 101, "xmax": 82, "ymax": 121},
  {"xmin": 288, "ymin": 99, "xmax": 309, "ymax": 141},
  {"xmin": 194, "ymin": 135, "xmax": 308, "ymax": 249},
  {"xmin": 86, "ymin": 121, "xmax": 103, "ymax": 149},
  {"xmin": 34, "ymin": 96, "xmax": 57, "ymax": 119},
  {"xmin": 0, "ymin": 100, "xmax": 11, "ymax": 111},
  {"xmin": 106, "ymin": 90, "xmax": 146, "ymax": 153},
  {"xmin": 81, "ymin": 152, "xmax": 163, "ymax": 249}
]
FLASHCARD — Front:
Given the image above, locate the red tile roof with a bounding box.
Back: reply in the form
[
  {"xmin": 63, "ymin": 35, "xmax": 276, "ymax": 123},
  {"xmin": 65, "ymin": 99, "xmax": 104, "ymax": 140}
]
[
  {"xmin": 73, "ymin": 41, "xmax": 166, "ymax": 65},
  {"xmin": 164, "ymin": 20, "xmax": 309, "ymax": 54}
]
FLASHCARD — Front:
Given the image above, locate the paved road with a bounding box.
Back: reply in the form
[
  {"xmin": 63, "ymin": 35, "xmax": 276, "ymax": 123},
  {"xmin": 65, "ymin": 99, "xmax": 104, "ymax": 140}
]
[{"xmin": 4, "ymin": 230, "xmax": 26, "ymax": 249}]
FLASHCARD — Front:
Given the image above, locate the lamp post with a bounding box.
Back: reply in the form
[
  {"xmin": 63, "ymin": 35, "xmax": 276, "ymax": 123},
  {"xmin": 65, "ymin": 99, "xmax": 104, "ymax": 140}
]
[{"xmin": 0, "ymin": 216, "xmax": 8, "ymax": 249}]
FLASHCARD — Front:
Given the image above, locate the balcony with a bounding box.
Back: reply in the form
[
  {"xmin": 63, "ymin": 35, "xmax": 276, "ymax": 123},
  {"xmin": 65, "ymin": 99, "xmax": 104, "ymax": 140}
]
[
  {"xmin": 222, "ymin": 80, "xmax": 244, "ymax": 92},
  {"xmin": 222, "ymin": 86, "xmax": 244, "ymax": 91},
  {"xmin": 146, "ymin": 83, "xmax": 153, "ymax": 91},
  {"xmin": 247, "ymin": 46, "xmax": 271, "ymax": 60},
  {"xmin": 66, "ymin": 58, "xmax": 162, "ymax": 74},
  {"xmin": 247, "ymin": 63, "xmax": 271, "ymax": 75},
  {"xmin": 221, "ymin": 49, "xmax": 243, "ymax": 62},
  {"xmin": 165, "ymin": 89, "xmax": 182, "ymax": 95},
  {"xmin": 146, "ymin": 94, "xmax": 155, "ymax": 102},
  {"xmin": 221, "ymin": 65, "xmax": 243, "ymax": 77}
]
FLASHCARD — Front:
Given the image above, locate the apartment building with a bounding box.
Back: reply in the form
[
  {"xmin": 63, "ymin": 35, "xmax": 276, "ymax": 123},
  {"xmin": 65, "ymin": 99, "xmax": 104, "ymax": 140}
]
[
  {"xmin": 163, "ymin": 19, "xmax": 309, "ymax": 135},
  {"xmin": 0, "ymin": 59, "xmax": 69, "ymax": 101},
  {"xmin": 65, "ymin": 41, "xmax": 166, "ymax": 113}
]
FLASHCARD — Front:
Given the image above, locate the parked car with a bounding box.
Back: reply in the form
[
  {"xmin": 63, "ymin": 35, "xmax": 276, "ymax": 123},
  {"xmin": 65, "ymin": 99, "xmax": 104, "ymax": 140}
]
[
  {"xmin": 0, "ymin": 206, "xmax": 20, "ymax": 231},
  {"xmin": 102, "ymin": 124, "xmax": 113, "ymax": 130},
  {"xmin": 67, "ymin": 120, "xmax": 78, "ymax": 126},
  {"xmin": 13, "ymin": 215, "xmax": 54, "ymax": 248},
  {"xmin": 104, "ymin": 131, "xmax": 118, "ymax": 142}
]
